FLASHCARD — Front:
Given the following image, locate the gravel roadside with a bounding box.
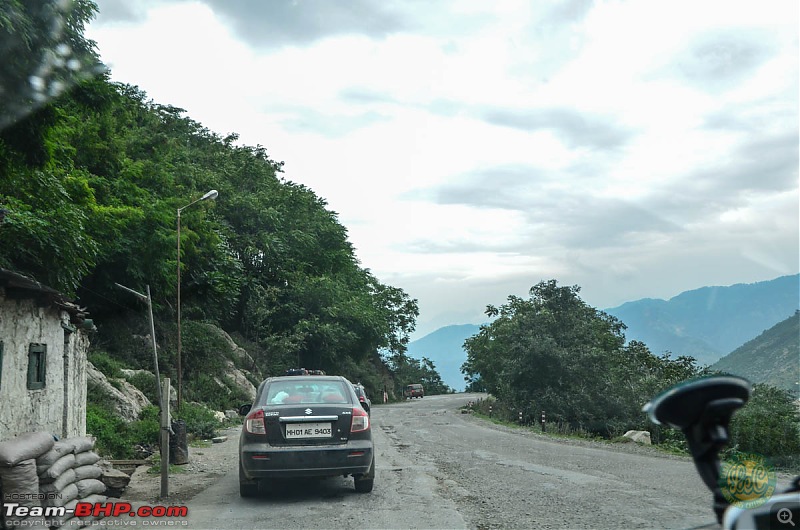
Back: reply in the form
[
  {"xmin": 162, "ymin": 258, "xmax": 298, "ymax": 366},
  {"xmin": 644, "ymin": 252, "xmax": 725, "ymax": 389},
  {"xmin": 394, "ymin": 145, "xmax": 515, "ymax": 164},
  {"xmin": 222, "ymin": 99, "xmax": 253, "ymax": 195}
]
[{"xmin": 121, "ymin": 425, "xmax": 242, "ymax": 505}]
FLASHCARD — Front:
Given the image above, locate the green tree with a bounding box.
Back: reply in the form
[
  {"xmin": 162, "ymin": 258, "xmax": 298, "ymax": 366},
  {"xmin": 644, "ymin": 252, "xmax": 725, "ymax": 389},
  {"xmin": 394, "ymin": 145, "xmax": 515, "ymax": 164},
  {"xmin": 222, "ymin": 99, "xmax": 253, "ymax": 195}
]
[
  {"xmin": 391, "ymin": 355, "xmax": 452, "ymax": 396},
  {"xmin": 0, "ymin": 169, "xmax": 98, "ymax": 294},
  {"xmin": 463, "ymin": 280, "xmax": 703, "ymax": 435},
  {"xmin": 0, "ymin": 0, "xmax": 101, "ymax": 151},
  {"xmin": 728, "ymin": 383, "xmax": 800, "ymax": 462},
  {"xmin": 1, "ymin": 3, "xmax": 427, "ymax": 422}
]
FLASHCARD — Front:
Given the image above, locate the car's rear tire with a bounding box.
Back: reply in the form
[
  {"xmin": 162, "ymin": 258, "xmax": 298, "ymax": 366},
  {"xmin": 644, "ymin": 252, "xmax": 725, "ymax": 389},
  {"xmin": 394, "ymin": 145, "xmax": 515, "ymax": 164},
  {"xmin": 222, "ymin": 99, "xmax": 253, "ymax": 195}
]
[
  {"xmin": 239, "ymin": 461, "xmax": 259, "ymax": 498},
  {"xmin": 354, "ymin": 455, "xmax": 375, "ymax": 493},
  {"xmin": 240, "ymin": 482, "xmax": 258, "ymax": 497}
]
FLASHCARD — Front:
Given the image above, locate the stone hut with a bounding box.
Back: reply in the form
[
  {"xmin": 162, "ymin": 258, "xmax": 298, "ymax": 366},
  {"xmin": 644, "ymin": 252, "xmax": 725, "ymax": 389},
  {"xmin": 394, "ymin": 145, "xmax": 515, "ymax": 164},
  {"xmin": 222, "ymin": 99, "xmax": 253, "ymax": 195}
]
[{"xmin": 0, "ymin": 268, "xmax": 92, "ymax": 439}]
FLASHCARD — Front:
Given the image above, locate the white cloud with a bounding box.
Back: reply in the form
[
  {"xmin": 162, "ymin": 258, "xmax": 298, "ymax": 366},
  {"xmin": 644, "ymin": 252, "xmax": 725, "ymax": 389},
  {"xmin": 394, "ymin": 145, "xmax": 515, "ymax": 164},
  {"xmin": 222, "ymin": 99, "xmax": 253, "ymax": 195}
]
[{"xmin": 87, "ymin": 0, "xmax": 799, "ymax": 337}]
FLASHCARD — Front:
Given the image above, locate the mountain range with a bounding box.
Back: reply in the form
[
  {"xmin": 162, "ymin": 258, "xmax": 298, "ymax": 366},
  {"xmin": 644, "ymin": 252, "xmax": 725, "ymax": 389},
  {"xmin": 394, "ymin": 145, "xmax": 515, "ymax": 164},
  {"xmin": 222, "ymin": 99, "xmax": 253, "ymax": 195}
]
[
  {"xmin": 712, "ymin": 311, "xmax": 799, "ymax": 395},
  {"xmin": 406, "ymin": 324, "xmax": 481, "ymax": 392},
  {"xmin": 603, "ymin": 274, "xmax": 799, "ymax": 365},
  {"xmin": 407, "ymin": 274, "xmax": 799, "ymax": 392}
]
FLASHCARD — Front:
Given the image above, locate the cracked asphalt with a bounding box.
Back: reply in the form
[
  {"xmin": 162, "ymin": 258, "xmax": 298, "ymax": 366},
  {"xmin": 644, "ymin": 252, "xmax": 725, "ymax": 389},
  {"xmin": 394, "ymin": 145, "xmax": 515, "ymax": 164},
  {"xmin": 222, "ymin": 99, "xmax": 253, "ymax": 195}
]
[{"xmin": 132, "ymin": 393, "xmax": 735, "ymax": 529}]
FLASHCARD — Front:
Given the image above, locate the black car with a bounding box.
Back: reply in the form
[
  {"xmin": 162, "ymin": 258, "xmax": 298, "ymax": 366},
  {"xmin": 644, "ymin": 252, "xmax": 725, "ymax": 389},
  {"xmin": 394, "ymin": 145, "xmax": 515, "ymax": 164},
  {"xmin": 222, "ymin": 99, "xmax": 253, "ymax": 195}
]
[
  {"xmin": 238, "ymin": 375, "xmax": 375, "ymax": 497},
  {"xmin": 352, "ymin": 383, "xmax": 371, "ymax": 414}
]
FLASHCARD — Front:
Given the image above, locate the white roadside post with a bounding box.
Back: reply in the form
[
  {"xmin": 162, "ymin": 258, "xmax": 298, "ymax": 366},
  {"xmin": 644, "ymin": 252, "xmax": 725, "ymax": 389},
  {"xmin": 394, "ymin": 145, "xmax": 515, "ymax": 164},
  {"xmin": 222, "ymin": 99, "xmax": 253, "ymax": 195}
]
[{"xmin": 161, "ymin": 378, "xmax": 171, "ymax": 499}]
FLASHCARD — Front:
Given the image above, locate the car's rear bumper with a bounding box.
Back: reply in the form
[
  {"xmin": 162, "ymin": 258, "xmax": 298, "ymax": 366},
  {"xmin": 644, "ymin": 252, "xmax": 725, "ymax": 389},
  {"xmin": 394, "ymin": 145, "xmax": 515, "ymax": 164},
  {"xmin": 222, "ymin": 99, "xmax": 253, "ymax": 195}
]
[{"xmin": 240, "ymin": 440, "xmax": 373, "ymax": 479}]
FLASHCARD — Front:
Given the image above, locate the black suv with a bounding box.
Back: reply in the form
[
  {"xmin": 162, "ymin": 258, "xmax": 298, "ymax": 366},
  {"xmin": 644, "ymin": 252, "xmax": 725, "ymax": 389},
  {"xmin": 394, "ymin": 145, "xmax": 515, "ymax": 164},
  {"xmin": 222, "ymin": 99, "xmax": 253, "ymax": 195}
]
[
  {"xmin": 352, "ymin": 383, "xmax": 371, "ymax": 414},
  {"xmin": 238, "ymin": 375, "xmax": 375, "ymax": 497}
]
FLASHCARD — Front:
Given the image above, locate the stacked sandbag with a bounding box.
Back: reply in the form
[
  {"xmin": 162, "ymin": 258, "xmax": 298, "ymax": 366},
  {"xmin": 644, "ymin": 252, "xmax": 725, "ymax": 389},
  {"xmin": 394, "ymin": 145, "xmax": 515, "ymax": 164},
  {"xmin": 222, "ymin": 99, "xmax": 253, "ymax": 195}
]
[
  {"xmin": 0, "ymin": 432, "xmax": 55, "ymax": 529},
  {"xmin": 36, "ymin": 437, "xmax": 108, "ymax": 528}
]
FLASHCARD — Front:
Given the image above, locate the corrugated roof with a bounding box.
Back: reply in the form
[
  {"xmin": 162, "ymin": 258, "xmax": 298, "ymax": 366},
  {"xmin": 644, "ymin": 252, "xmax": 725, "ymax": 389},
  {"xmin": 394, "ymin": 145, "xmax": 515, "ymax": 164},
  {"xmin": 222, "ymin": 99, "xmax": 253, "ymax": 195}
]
[{"xmin": 0, "ymin": 268, "xmax": 89, "ymax": 320}]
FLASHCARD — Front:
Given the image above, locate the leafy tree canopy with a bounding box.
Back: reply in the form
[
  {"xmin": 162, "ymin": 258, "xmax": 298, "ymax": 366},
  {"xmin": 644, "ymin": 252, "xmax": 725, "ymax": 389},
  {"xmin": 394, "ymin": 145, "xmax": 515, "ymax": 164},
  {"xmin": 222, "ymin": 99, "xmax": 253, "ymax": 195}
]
[
  {"xmin": 0, "ymin": 37, "xmax": 420, "ymax": 392},
  {"xmin": 462, "ymin": 280, "xmax": 703, "ymax": 435}
]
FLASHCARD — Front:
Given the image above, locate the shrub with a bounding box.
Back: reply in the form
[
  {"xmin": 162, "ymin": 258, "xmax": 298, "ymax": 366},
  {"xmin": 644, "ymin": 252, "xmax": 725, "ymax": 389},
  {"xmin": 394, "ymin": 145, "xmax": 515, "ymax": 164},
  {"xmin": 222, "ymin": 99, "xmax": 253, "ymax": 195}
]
[
  {"xmin": 655, "ymin": 427, "xmax": 689, "ymax": 455},
  {"xmin": 129, "ymin": 405, "xmax": 161, "ymax": 447},
  {"xmin": 174, "ymin": 402, "xmax": 218, "ymax": 440},
  {"xmin": 184, "ymin": 373, "xmax": 226, "ymax": 409},
  {"xmin": 181, "ymin": 321, "xmax": 234, "ymax": 376},
  {"xmin": 86, "ymin": 404, "xmax": 161, "ymax": 459},
  {"xmin": 728, "ymin": 384, "xmax": 800, "ymax": 466},
  {"xmin": 88, "ymin": 350, "xmax": 127, "ymax": 379},
  {"xmin": 86, "ymin": 404, "xmax": 129, "ymax": 458},
  {"xmin": 127, "ymin": 371, "xmax": 160, "ymax": 404},
  {"xmin": 184, "ymin": 373, "xmax": 251, "ymax": 411}
]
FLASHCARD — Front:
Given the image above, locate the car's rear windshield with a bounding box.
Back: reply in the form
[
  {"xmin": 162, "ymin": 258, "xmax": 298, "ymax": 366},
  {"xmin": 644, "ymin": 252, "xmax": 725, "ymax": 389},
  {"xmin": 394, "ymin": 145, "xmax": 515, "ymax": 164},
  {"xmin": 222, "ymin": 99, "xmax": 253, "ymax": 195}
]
[{"xmin": 262, "ymin": 380, "xmax": 350, "ymax": 406}]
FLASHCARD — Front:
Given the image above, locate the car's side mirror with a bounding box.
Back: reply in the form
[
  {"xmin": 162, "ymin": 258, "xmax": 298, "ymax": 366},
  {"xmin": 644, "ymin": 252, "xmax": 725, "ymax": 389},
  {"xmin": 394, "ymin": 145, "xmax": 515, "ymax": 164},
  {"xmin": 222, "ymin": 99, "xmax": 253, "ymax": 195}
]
[{"xmin": 238, "ymin": 403, "xmax": 252, "ymax": 416}]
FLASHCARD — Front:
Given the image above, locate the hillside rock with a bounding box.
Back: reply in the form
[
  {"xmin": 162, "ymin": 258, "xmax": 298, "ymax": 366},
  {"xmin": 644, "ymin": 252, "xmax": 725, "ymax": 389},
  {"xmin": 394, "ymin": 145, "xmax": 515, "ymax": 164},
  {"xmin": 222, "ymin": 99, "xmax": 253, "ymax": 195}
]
[
  {"xmin": 120, "ymin": 368, "xmax": 151, "ymax": 379},
  {"xmin": 204, "ymin": 327, "xmax": 259, "ymax": 401},
  {"xmin": 87, "ymin": 363, "xmax": 152, "ymax": 422},
  {"xmin": 119, "ymin": 369, "xmax": 177, "ymax": 403},
  {"xmin": 623, "ymin": 430, "xmax": 652, "ymax": 445},
  {"xmin": 87, "ymin": 325, "xmax": 258, "ymax": 422},
  {"xmin": 220, "ymin": 359, "xmax": 257, "ymax": 402},
  {"xmin": 207, "ymin": 327, "xmax": 261, "ymax": 377}
]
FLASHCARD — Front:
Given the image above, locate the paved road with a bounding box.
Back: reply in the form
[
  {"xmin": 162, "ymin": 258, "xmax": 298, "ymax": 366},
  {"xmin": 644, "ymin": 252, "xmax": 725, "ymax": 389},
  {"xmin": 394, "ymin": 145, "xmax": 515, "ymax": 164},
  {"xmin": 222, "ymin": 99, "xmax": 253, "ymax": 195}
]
[{"xmin": 183, "ymin": 393, "xmax": 719, "ymax": 529}]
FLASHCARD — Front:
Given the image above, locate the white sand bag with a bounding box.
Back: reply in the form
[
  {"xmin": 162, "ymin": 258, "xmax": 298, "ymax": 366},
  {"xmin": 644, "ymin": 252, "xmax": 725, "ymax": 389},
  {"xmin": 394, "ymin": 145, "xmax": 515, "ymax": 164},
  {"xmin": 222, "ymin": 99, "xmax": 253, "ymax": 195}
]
[
  {"xmin": 0, "ymin": 432, "xmax": 55, "ymax": 467},
  {"xmin": 36, "ymin": 440, "xmax": 75, "ymax": 469},
  {"xmin": 74, "ymin": 477, "xmax": 106, "ymax": 498},
  {"xmin": 39, "ymin": 453, "xmax": 76, "ymax": 481},
  {"xmin": 73, "ymin": 451, "xmax": 100, "ymax": 467},
  {"xmin": 39, "ymin": 467, "xmax": 77, "ymax": 494}
]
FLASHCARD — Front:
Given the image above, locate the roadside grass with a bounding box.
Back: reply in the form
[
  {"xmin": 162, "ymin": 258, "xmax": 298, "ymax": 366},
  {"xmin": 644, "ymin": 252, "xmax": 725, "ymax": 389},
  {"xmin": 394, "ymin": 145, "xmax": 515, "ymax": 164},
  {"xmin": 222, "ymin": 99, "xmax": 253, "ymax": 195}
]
[
  {"xmin": 468, "ymin": 410, "xmax": 606, "ymax": 442},
  {"xmin": 467, "ymin": 408, "xmax": 685, "ymax": 451},
  {"xmin": 147, "ymin": 454, "xmax": 188, "ymax": 475}
]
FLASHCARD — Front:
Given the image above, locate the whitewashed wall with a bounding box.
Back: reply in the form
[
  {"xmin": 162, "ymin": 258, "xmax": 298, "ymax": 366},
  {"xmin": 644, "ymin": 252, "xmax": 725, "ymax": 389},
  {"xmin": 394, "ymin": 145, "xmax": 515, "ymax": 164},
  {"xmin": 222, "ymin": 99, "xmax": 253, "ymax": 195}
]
[
  {"xmin": 0, "ymin": 294, "xmax": 89, "ymax": 439},
  {"xmin": 64, "ymin": 316, "xmax": 89, "ymax": 437}
]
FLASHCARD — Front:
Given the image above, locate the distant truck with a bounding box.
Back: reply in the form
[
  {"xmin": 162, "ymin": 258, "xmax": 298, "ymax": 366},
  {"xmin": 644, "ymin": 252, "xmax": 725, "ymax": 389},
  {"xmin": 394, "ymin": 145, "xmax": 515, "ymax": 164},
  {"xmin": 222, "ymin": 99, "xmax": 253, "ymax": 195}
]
[{"xmin": 404, "ymin": 384, "xmax": 424, "ymax": 399}]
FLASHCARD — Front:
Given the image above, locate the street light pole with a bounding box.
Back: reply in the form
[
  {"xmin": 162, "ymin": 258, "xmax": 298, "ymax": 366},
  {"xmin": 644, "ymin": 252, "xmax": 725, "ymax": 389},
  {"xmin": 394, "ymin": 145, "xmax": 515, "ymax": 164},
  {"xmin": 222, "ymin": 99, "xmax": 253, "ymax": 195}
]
[
  {"xmin": 113, "ymin": 282, "xmax": 168, "ymax": 498},
  {"xmin": 176, "ymin": 189, "xmax": 218, "ymax": 409}
]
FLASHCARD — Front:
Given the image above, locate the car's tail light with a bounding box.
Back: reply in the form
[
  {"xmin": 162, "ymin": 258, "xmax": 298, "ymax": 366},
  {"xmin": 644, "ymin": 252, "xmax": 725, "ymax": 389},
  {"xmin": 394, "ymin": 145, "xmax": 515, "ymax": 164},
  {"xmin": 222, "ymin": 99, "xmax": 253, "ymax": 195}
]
[
  {"xmin": 359, "ymin": 396, "xmax": 366, "ymax": 402},
  {"xmin": 351, "ymin": 406, "xmax": 370, "ymax": 433},
  {"xmin": 245, "ymin": 408, "xmax": 266, "ymax": 434}
]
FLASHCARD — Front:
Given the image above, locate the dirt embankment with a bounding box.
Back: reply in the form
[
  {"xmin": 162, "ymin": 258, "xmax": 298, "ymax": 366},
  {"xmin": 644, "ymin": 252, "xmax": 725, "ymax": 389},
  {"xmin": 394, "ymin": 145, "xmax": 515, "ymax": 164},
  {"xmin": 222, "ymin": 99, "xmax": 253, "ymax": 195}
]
[{"xmin": 121, "ymin": 426, "xmax": 241, "ymax": 505}]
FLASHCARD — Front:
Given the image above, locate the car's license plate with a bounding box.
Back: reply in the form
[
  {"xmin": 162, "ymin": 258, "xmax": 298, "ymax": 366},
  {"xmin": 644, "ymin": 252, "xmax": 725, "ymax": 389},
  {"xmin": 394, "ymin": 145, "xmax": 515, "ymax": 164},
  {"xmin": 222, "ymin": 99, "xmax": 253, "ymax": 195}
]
[{"xmin": 285, "ymin": 422, "xmax": 332, "ymax": 439}]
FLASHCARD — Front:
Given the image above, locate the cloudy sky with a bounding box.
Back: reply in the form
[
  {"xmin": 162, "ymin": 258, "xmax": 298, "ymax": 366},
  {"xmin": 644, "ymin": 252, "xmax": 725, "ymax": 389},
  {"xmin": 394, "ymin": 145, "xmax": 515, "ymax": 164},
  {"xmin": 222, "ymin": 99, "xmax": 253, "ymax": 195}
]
[{"xmin": 86, "ymin": 0, "xmax": 799, "ymax": 338}]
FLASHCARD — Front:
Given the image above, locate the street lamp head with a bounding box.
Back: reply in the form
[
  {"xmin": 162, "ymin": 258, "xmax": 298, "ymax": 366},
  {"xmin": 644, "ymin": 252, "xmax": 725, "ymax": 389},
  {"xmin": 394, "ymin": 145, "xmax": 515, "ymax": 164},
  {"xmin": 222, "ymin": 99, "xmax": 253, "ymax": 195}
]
[
  {"xmin": 201, "ymin": 189, "xmax": 219, "ymax": 201},
  {"xmin": 179, "ymin": 190, "xmax": 218, "ymax": 214}
]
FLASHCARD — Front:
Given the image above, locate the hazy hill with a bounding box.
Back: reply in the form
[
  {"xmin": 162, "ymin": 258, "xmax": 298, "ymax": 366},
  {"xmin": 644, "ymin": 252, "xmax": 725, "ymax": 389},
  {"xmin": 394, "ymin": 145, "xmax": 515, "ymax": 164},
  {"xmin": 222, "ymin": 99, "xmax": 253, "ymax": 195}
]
[
  {"xmin": 407, "ymin": 324, "xmax": 482, "ymax": 392},
  {"xmin": 712, "ymin": 311, "xmax": 799, "ymax": 396},
  {"xmin": 605, "ymin": 275, "xmax": 799, "ymax": 365},
  {"xmin": 407, "ymin": 275, "xmax": 798, "ymax": 390}
]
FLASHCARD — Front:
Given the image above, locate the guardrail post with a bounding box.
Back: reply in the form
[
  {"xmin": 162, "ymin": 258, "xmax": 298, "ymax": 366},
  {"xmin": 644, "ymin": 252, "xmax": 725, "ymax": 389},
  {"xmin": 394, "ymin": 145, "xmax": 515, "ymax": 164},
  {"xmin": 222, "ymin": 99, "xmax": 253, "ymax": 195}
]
[
  {"xmin": 541, "ymin": 410, "xmax": 546, "ymax": 432},
  {"xmin": 518, "ymin": 411, "xmax": 523, "ymax": 424},
  {"xmin": 489, "ymin": 405, "xmax": 493, "ymax": 417}
]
